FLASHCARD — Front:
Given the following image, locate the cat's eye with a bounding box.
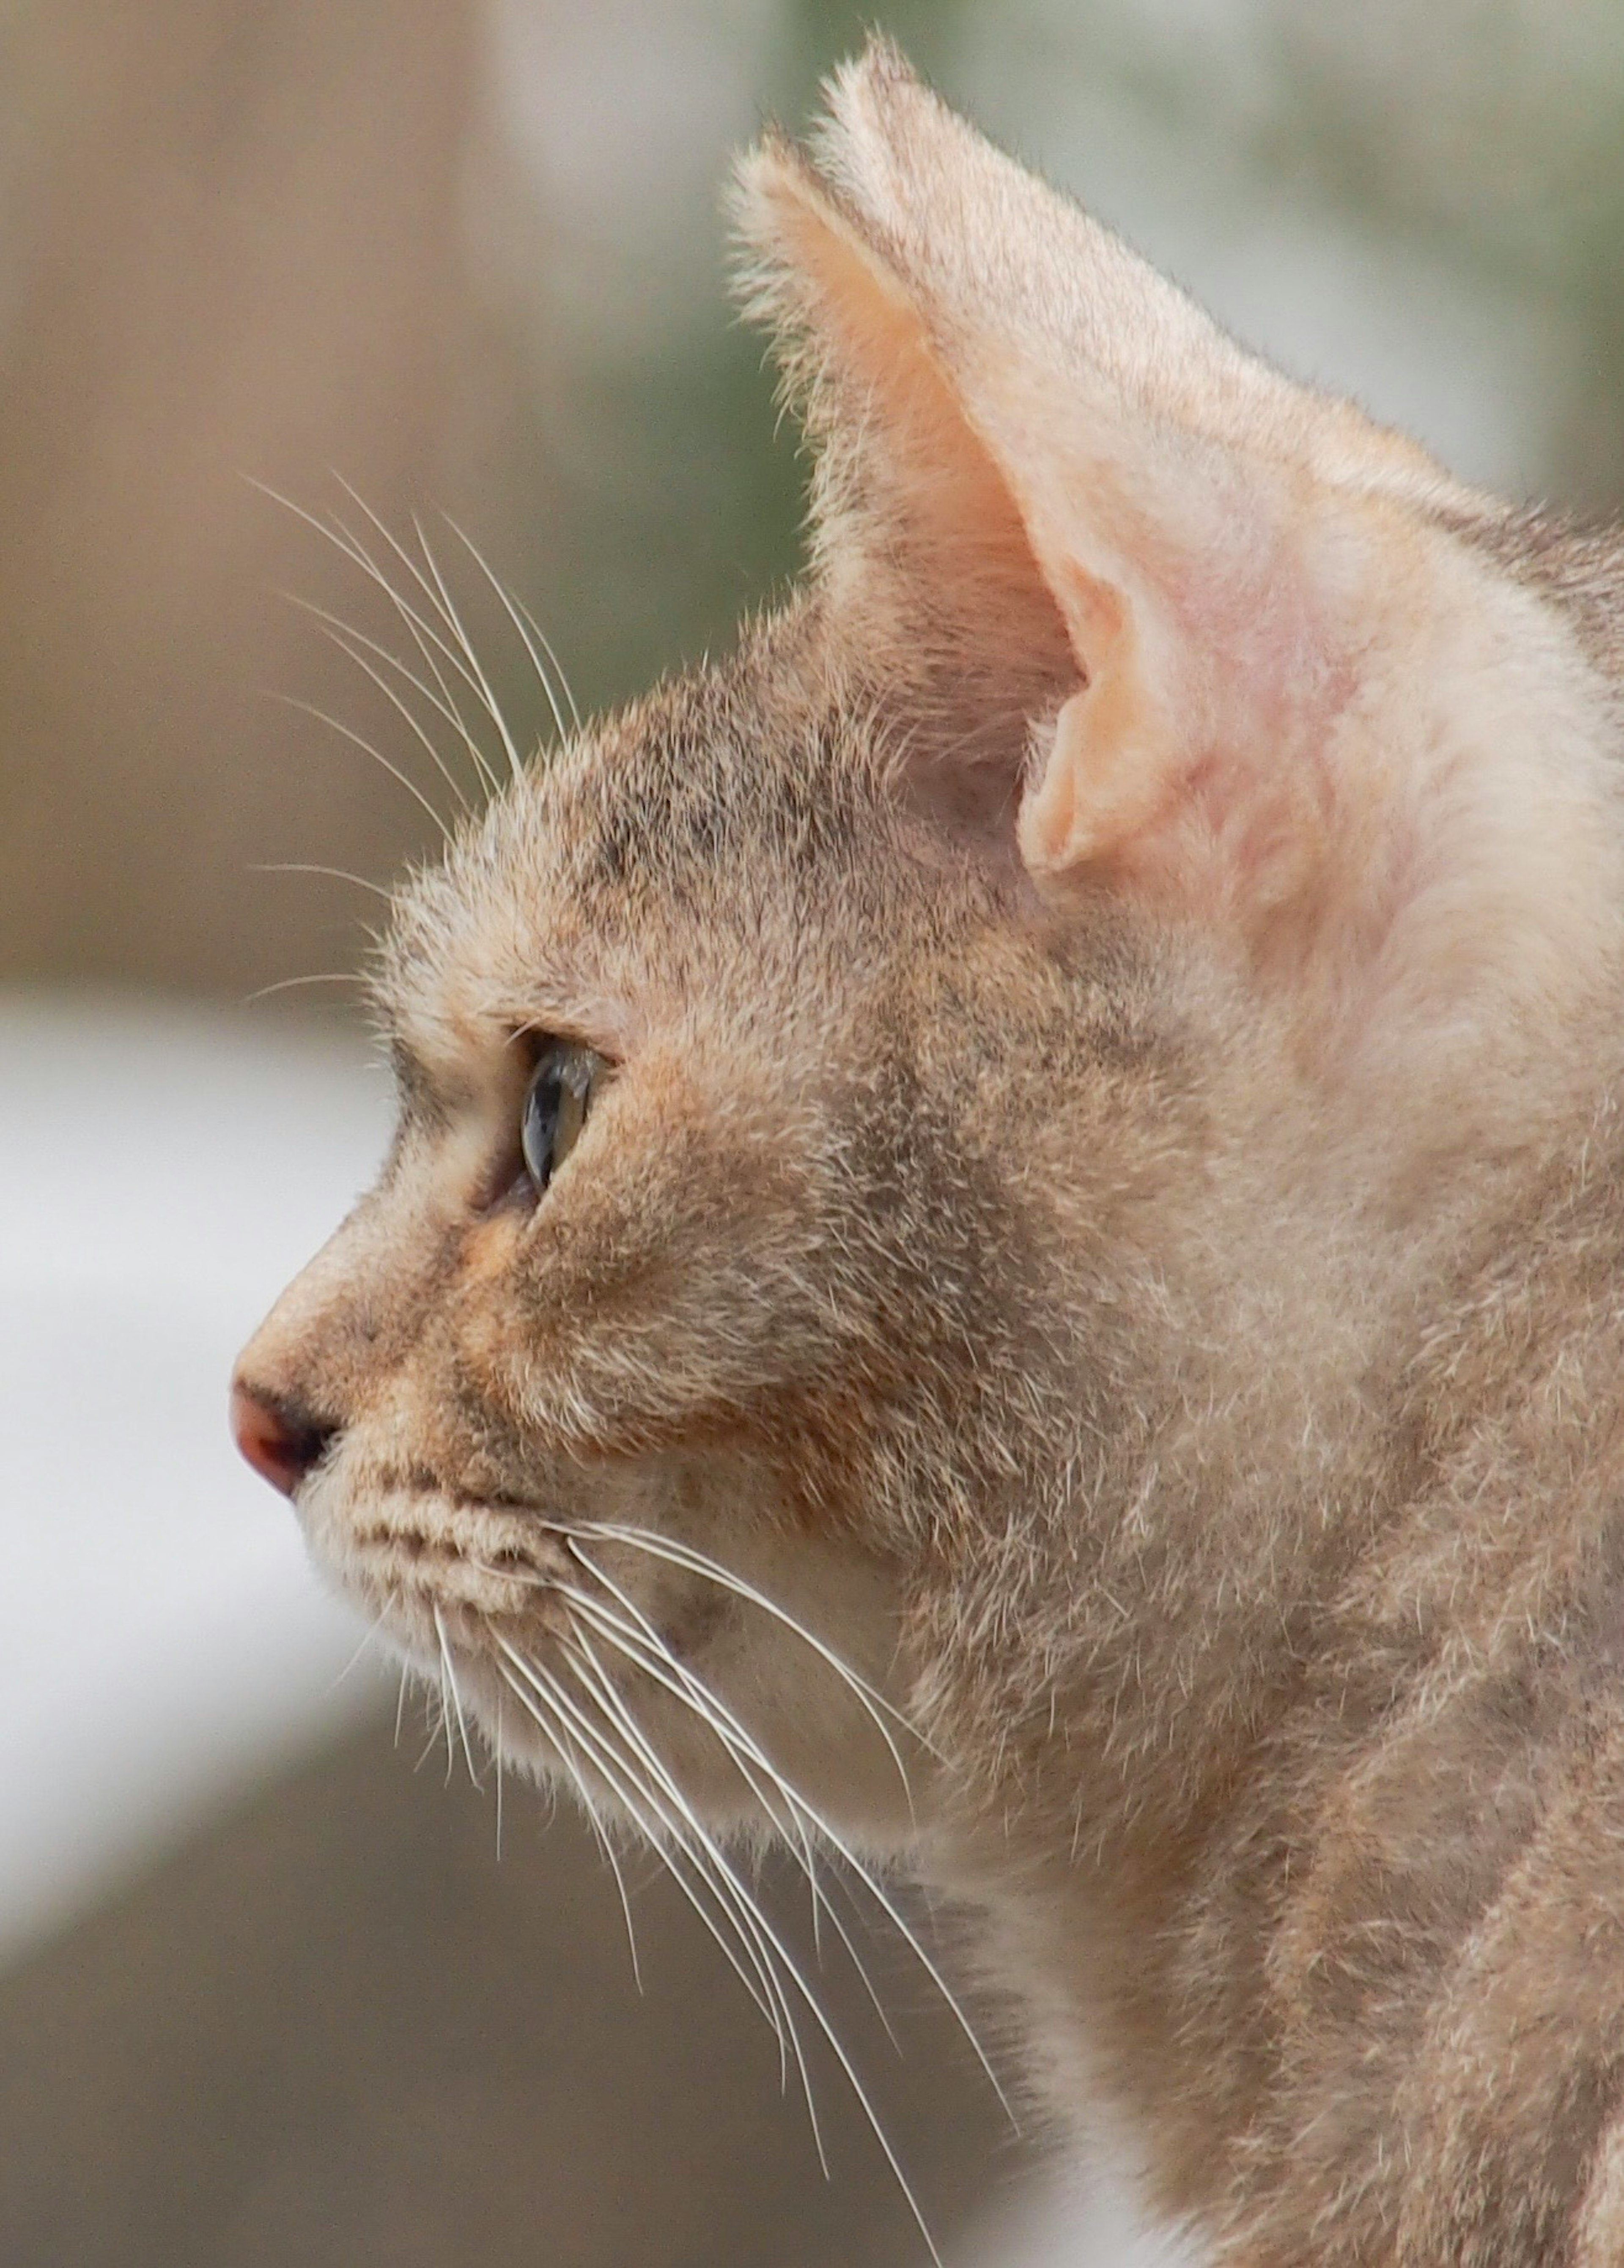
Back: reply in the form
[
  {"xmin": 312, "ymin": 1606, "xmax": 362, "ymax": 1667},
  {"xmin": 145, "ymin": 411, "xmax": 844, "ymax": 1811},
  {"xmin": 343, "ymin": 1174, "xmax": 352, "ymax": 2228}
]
[{"xmin": 518, "ymin": 1037, "xmax": 606, "ymax": 1195}]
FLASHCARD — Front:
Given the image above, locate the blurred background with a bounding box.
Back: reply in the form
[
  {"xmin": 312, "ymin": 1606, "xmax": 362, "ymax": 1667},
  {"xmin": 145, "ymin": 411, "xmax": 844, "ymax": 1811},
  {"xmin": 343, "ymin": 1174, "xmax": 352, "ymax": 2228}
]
[{"xmin": 2, "ymin": 3, "xmax": 1622, "ymax": 2263}]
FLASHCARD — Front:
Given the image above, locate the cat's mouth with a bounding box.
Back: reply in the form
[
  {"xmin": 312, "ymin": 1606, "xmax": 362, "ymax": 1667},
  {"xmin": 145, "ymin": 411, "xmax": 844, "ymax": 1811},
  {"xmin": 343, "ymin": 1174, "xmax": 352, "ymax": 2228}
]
[
  {"xmin": 306, "ymin": 1479, "xmax": 721, "ymax": 1683},
  {"xmin": 296, "ymin": 1476, "xmax": 790, "ymax": 1823},
  {"xmin": 352, "ymin": 1503, "xmax": 558, "ymax": 1585},
  {"xmin": 298, "ymin": 1475, "xmax": 575, "ymax": 1642}
]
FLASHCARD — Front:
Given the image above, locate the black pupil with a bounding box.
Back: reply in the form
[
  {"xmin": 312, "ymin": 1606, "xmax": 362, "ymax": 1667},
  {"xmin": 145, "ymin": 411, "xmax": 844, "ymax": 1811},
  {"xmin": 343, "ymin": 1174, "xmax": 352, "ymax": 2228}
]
[{"xmin": 520, "ymin": 1043, "xmax": 590, "ymax": 1192}]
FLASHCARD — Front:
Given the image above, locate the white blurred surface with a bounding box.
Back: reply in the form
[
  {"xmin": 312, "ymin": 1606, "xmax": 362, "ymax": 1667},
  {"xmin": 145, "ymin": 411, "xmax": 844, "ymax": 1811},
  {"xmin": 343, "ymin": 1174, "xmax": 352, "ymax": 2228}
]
[
  {"xmin": 0, "ymin": 993, "xmax": 393, "ymax": 1961},
  {"xmin": 960, "ymin": 2159, "xmax": 1203, "ymax": 2268}
]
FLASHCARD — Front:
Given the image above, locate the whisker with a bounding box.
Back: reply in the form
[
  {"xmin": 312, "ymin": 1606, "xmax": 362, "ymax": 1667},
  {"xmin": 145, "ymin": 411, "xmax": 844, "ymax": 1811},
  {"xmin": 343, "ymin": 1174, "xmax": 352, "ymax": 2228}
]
[
  {"xmin": 512, "ymin": 588, "xmax": 583, "ymax": 732},
  {"xmin": 251, "ymin": 861, "xmax": 395, "ymax": 902},
  {"xmin": 266, "ymin": 688, "xmax": 452, "ymax": 839},
  {"xmin": 557, "ymin": 1631, "xmax": 823, "ymax": 2158},
  {"xmin": 435, "ymin": 1655, "xmax": 456, "ymax": 1783},
  {"xmin": 492, "ymin": 1656, "xmax": 642, "ymax": 1987},
  {"xmin": 444, "ymin": 513, "xmax": 573, "ymax": 749},
  {"xmin": 256, "ymin": 474, "xmax": 502, "ymax": 802},
  {"xmin": 244, "ymin": 971, "xmax": 365, "ymax": 1002},
  {"xmin": 565, "ymin": 1541, "xmax": 1016, "ymax": 2130},
  {"xmin": 494, "ymin": 1687, "xmax": 505, "ymax": 1863},
  {"xmin": 282, "ymin": 597, "xmax": 482, "ymax": 812},
  {"xmin": 506, "ymin": 1637, "xmax": 789, "ymax": 2033},
  {"xmin": 549, "ymin": 1576, "xmax": 846, "ymax": 1958},
  {"xmin": 596, "ymin": 1814, "xmax": 646, "ymax": 1997},
  {"xmin": 411, "ymin": 1678, "xmax": 454, "ymax": 1775},
  {"xmin": 323, "ymin": 1611, "xmax": 390, "ymax": 1695},
  {"xmin": 434, "ymin": 1605, "xmax": 483, "ymax": 1788},
  {"xmin": 257, "ymin": 472, "xmax": 574, "ymax": 799},
  {"xmin": 556, "ymin": 1628, "xmax": 943, "ymax": 2261},
  {"xmin": 504, "ymin": 1635, "xmax": 807, "ymax": 2092},
  {"xmin": 497, "ymin": 1651, "xmax": 780, "ymax": 2042},
  {"xmin": 562, "ymin": 1583, "xmax": 902, "ymax": 2054},
  {"xmin": 329, "ymin": 480, "xmax": 516, "ymax": 783},
  {"xmin": 326, "ymin": 526, "xmax": 505, "ymax": 803},
  {"xmin": 561, "ymin": 1519, "xmax": 931, "ymax": 1792},
  {"xmin": 477, "ymin": 1547, "xmax": 910, "ymax": 2061},
  {"xmin": 412, "ymin": 513, "xmax": 525, "ymax": 783}
]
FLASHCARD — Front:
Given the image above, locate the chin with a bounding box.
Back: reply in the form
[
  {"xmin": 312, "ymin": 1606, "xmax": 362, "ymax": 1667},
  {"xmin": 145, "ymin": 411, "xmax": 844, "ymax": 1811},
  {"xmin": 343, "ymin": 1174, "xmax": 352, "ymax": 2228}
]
[{"xmin": 292, "ymin": 1454, "xmax": 928, "ymax": 1856}]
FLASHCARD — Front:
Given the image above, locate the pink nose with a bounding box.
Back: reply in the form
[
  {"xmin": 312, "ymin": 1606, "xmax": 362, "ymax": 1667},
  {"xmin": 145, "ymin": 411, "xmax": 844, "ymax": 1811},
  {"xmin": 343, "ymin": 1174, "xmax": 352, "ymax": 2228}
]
[{"xmin": 230, "ymin": 1381, "xmax": 336, "ymax": 1497}]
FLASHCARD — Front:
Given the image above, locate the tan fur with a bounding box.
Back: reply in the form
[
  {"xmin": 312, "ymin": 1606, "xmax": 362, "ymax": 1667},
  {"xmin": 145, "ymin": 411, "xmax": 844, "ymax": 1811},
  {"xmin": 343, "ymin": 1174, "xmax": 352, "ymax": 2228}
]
[{"xmin": 236, "ymin": 42, "xmax": 1624, "ymax": 2263}]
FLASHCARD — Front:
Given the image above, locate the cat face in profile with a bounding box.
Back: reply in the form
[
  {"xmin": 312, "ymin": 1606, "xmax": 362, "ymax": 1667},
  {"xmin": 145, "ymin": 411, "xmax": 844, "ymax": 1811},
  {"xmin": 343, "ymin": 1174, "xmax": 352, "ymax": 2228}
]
[{"xmin": 235, "ymin": 41, "xmax": 1624, "ymax": 2265}]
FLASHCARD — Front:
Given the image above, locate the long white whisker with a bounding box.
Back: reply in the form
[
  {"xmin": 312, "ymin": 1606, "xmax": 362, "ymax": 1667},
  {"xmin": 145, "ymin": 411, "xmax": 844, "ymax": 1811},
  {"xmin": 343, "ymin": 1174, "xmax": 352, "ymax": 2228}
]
[
  {"xmin": 244, "ymin": 971, "xmax": 365, "ymax": 1002},
  {"xmin": 496, "ymin": 1638, "xmax": 785, "ymax": 2033},
  {"xmin": 434, "ymin": 1653, "xmax": 457, "ymax": 1783},
  {"xmin": 284, "ymin": 596, "xmax": 484, "ymax": 810},
  {"xmin": 549, "ymin": 1571, "xmax": 849, "ymax": 1971},
  {"xmin": 561, "ymin": 1519, "xmax": 930, "ymax": 1794},
  {"xmin": 494, "ymin": 1659, "xmax": 645, "ymax": 1971},
  {"xmin": 267, "ymin": 688, "xmax": 452, "ymax": 839},
  {"xmin": 412, "ymin": 514, "xmax": 524, "ymax": 782},
  {"xmin": 562, "ymin": 1582, "xmax": 901, "ymax": 2054},
  {"xmin": 595, "ymin": 1816, "xmax": 646, "ymax": 1997},
  {"xmin": 560, "ymin": 1630, "xmax": 825, "ymax": 2164},
  {"xmin": 251, "ymin": 861, "xmax": 395, "ymax": 902},
  {"xmin": 272, "ymin": 469, "xmax": 486, "ymax": 722},
  {"xmin": 559, "ymin": 1627, "xmax": 943, "ymax": 2263},
  {"xmin": 257, "ymin": 472, "xmax": 564, "ymax": 791},
  {"xmin": 329, "ymin": 480, "xmax": 516, "ymax": 780},
  {"xmin": 513, "ymin": 587, "xmax": 582, "ymax": 730},
  {"xmin": 412, "ymin": 1677, "xmax": 454, "ymax": 1776},
  {"xmin": 492, "ymin": 1656, "xmax": 642, "ymax": 1988},
  {"xmin": 524, "ymin": 1634, "xmax": 823, "ymax": 2124},
  {"xmin": 565, "ymin": 1542, "xmax": 1015, "ymax": 2128},
  {"xmin": 323, "ymin": 1612, "xmax": 389, "ymax": 1695},
  {"xmin": 433, "ymin": 1606, "xmax": 482, "ymax": 1788},
  {"xmin": 260, "ymin": 470, "xmax": 501, "ymax": 801},
  {"xmin": 329, "ymin": 527, "xmax": 506, "ymax": 803},
  {"xmin": 494, "ymin": 1687, "xmax": 506, "ymax": 1862},
  {"xmin": 475, "ymin": 1549, "xmax": 901, "ymax": 2057},
  {"xmin": 525, "ymin": 1635, "xmax": 803, "ymax": 2089},
  {"xmin": 254, "ymin": 471, "xmax": 496, "ymax": 794},
  {"xmin": 558, "ymin": 1581, "xmax": 823, "ymax": 1863},
  {"xmin": 444, "ymin": 514, "xmax": 571, "ymax": 750},
  {"xmin": 497, "ymin": 1652, "xmax": 784, "ymax": 2045}
]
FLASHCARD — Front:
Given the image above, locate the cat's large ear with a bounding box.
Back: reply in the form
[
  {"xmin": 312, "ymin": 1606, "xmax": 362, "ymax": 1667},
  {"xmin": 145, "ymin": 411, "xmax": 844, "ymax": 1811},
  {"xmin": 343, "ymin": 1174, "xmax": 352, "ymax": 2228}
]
[{"xmin": 733, "ymin": 41, "xmax": 1477, "ymax": 946}]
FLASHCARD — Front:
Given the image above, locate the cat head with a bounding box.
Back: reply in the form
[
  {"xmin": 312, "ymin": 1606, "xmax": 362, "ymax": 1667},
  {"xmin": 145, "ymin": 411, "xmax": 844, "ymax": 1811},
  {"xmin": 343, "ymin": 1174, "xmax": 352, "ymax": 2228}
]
[{"xmin": 232, "ymin": 42, "xmax": 1624, "ymax": 1863}]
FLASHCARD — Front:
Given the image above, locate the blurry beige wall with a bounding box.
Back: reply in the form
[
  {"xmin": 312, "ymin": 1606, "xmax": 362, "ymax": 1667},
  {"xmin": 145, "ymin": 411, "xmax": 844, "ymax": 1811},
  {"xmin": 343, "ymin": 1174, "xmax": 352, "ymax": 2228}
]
[{"xmin": 0, "ymin": 0, "xmax": 486, "ymax": 993}]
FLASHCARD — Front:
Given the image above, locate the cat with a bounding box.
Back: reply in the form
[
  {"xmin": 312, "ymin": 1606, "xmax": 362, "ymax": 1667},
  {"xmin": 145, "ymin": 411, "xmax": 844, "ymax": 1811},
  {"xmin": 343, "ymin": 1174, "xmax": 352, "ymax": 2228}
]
[{"xmin": 232, "ymin": 38, "xmax": 1624, "ymax": 2266}]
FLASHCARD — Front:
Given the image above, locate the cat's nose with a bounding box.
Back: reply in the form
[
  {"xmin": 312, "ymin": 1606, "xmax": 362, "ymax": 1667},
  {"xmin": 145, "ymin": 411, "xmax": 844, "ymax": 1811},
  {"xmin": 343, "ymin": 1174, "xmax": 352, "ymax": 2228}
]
[{"xmin": 230, "ymin": 1380, "xmax": 339, "ymax": 1497}]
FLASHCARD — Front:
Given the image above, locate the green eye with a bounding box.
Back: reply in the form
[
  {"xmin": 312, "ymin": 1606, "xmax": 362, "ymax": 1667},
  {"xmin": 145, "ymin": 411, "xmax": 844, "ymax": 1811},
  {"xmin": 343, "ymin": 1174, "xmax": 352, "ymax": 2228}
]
[{"xmin": 520, "ymin": 1039, "xmax": 606, "ymax": 1194}]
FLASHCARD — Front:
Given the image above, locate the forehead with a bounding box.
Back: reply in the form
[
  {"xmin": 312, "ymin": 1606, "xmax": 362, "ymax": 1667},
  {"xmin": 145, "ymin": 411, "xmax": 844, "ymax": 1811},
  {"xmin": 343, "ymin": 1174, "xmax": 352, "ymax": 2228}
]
[{"xmin": 372, "ymin": 651, "xmax": 886, "ymax": 1074}]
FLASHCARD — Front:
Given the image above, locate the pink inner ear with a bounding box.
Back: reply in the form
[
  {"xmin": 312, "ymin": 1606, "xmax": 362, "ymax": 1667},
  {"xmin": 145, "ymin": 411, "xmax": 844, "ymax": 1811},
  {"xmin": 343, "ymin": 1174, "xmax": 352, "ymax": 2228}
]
[
  {"xmin": 738, "ymin": 130, "xmax": 1369, "ymax": 919},
  {"xmin": 1000, "ymin": 412, "xmax": 1365, "ymax": 950}
]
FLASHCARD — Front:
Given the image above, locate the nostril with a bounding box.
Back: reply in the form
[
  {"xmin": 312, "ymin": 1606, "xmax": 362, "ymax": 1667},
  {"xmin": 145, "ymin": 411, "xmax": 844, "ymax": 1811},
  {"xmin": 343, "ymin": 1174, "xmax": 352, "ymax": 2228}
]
[{"xmin": 230, "ymin": 1381, "xmax": 340, "ymax": 1499}]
